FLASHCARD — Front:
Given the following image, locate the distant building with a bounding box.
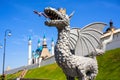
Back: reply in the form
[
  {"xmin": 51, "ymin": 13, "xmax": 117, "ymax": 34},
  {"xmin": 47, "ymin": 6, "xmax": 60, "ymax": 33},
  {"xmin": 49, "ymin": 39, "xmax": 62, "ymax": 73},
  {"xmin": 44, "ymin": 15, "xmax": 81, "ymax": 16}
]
[
  {"xmin": 28, "ymin": 35, "xmax": 54, "ymax": 65},
  {"xmin": 101, "ymin": 20, "xmax": 120, "ymax": 50},
  {"xmin": 104, "ymin": 20, "xmax": 116, "ymax": 33}
]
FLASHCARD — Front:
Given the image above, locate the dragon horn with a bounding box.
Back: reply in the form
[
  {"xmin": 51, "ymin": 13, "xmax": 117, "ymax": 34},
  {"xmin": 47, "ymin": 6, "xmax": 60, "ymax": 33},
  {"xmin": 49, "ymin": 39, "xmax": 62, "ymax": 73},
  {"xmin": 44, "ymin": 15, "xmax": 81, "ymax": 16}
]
[{"xmin": 69, "ymin": 11, "xmax": 75, "ymax": 18}]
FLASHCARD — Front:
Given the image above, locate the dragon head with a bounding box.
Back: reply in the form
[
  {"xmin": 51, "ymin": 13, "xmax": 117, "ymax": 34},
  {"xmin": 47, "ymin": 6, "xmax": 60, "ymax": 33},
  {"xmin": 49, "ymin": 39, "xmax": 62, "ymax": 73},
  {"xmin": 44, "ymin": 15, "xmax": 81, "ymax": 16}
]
[{"xmin": 44, "ymin": 7, "xmax": 74, "ymax": 29}]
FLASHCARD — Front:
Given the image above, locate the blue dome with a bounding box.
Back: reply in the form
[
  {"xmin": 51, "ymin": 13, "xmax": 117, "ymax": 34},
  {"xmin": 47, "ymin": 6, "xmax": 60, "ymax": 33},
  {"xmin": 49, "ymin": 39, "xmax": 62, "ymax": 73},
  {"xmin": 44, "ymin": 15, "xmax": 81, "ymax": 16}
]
[{"xmin": 36, "ymin": 46, "xmax": 43, "ymax": 52}]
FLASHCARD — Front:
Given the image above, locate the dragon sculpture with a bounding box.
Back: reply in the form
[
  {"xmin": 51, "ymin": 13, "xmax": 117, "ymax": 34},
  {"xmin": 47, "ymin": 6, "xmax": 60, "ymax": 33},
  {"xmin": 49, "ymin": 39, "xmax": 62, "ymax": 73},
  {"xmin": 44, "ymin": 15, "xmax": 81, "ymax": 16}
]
[{"xmin": 34, "ymin": 7, "xmax": 114, "ymax": 80}]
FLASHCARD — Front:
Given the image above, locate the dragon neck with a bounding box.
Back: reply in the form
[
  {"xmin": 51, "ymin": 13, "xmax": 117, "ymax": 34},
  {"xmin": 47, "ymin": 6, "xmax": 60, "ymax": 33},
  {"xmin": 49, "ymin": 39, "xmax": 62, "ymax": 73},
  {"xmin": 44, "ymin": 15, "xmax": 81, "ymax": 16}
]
[{"xmin": 55, "ymin": 26, "xmax": 71, "ymax": 56}]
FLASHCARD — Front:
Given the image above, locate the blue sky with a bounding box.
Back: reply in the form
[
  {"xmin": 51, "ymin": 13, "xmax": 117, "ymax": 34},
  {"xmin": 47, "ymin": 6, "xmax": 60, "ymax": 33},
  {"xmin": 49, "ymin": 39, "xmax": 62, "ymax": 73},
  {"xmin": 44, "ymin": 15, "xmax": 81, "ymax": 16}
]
[{"xmin": 0, "ymin": 0, "xmax": 120, "ymax": 74}]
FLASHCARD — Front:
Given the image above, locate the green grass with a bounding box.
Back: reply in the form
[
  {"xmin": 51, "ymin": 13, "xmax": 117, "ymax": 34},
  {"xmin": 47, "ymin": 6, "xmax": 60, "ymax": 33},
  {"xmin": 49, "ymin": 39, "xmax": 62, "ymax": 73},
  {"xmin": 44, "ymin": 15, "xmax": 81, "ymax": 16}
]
[
  {"xmin": 0, "ymin": 70, "xmax": 22, "ymax": 80},
  {"xmin": 96, "ymin": 48, "xmax": 120, "ymax": 80},
  {"xmin": 24, "ymin": 63, "xmax": 66, "ymax": 80},
  {"xmin": 6, "ymin": 48, "xmax": 120, "ymax": 80}
]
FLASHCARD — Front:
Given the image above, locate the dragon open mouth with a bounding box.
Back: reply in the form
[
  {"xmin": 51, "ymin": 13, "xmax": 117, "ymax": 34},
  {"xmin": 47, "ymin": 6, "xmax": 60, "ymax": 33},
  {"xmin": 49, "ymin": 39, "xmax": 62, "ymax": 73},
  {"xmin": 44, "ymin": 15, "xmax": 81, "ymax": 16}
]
[
  {"xmin": 44, "ymin": 7, "xmax": 63, "ymax": 21},
  {"xmin": 34, "ymin": 7, "xmax": 70, "ymax": 27},
  {"xmin": 43, "ymin": 7, "xmax": 69, "ymax": 27}
]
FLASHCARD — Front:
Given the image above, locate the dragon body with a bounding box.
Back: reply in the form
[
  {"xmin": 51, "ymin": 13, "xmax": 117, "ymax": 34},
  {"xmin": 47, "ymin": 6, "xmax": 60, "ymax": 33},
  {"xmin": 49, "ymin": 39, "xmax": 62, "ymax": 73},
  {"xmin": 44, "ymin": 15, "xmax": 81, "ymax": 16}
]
[
  {"xmin": 34, "ymin": 7, "xmax": 114, "ymax": 80},
  {"xmin": 54, "ymin": 25, "xmax": 98, "ymax": 80}
]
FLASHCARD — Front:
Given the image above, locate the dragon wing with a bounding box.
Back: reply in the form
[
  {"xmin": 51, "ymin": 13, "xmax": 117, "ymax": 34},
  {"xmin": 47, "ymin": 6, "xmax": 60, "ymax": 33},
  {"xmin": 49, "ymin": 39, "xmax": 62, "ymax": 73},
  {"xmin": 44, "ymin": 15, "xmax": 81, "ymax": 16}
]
[{"xmin": 69, "ymin": 22, "xmax": 107, "ymax": 56}]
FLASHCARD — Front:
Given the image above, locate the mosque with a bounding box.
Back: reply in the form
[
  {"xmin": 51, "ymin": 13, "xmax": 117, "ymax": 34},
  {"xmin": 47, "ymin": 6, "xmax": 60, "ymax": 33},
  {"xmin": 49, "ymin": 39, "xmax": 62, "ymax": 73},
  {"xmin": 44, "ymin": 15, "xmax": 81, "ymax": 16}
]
[{"xmin": 28, "ymin": 35, "xmax": 54, "ymax": 65}]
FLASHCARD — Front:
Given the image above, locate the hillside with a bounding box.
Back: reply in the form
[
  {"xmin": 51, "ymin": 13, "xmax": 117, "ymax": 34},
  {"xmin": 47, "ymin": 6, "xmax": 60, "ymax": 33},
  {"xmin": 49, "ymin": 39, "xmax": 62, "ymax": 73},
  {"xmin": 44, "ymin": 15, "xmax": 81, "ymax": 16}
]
[
  {"xmin": 6, "ymin": 48, "xmax": 120, "ymax": 80},
  {"xmin": 24, "ymin": 64, "xmax": 65, "ymax": 80},
  {"xmin": 96, "ymin": 48, "xmax": 120, "ymax": 80}
]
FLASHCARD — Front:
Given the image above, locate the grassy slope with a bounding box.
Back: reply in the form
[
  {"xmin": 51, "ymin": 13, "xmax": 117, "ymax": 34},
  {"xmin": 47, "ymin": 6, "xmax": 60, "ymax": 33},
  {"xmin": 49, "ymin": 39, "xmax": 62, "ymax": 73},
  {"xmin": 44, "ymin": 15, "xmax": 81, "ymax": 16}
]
[
  {"xmin": 7, "ymin": 48, "xmax": 120, "ymax": 80},
  {"xmin": 5, "ymin": 70, "xmax": 22, "ymax": 79},
  {"xmin": 96, "ymin": 48, "xmax": 120, "ymax": 80},
  {"xmin": 24, "ymin": 63, "xmax": 66, "ymax": 80}
]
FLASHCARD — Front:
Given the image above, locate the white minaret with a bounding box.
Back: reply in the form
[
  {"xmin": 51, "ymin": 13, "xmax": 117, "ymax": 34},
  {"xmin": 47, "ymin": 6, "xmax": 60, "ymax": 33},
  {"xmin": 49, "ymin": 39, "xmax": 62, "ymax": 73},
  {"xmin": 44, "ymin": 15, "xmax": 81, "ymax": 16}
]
[
  {"xmin": 28, "ymin": 36, "xmax": 32, "ymax": 65},
  {"xmin": 37, "ymin": 39, "xmax": 41, "ymax": 48},
  {"xmin": 51, "ymin": 38, "xmax": 54, "ymax": 55},
  {"xmin": 42, "ymin": 35, "xmax": 47, "ymax": 48}
]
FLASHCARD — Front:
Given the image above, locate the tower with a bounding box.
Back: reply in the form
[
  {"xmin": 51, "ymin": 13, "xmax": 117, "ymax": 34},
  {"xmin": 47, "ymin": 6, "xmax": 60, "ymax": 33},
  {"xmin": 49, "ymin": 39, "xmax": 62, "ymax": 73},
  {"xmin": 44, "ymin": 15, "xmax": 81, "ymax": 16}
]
[
  {"xmin": 37, "ymin": 39, "xmax": 41, "ymax": 48},
  {"xmin": 28, "ymin": 36, "xmax": 32, "ymax": 65},
  {"xmin": 42, "ymin": 34, "xmax": 47, "ymax": 48},
  {"xmin": 110, "ymin": 20, "xmax": 113, "ymax": 27},
  {"xmin": 105, "ymin": 20, "xmax": 116, "ymax": 33},
  {"xmin": 40, "ymin": 35, "xmax": 51, "ymax": 59},
  {"xmin": 51, "ymin": 38, "xmax": 54, "ymax": 55}
]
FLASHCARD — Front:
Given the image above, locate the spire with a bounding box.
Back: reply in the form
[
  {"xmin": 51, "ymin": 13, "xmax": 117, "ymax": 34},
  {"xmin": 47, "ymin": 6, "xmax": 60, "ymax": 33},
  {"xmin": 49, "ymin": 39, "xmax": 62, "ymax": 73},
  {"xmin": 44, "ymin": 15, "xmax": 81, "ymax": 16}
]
[
  {"xmin": 38, "ymin": 39, "xmax": 40, "ymax": 43},
  {"xmin": 51, "ymin": 37, "xmax": 54, "ymax": 42},
  {"xmin": 42, "ymin": 34, "xmax": 47, "ymax": 48},
  {"xmin": 109, "ymin": 20, "xmax": 113, "ymax": 28},
  {"xmin": 43, "ymin": 34, "xmax": 46, "ymax": 39},
  {"xmin": 37, "ymin": 39, "xmax": 41, "ymax": 48},
  {"xmin": 109, "ymin": 20, "xmax": 116, "ymax": 31},
  {"xmin": 105, "ymin": 20, "xmax": 116, "ymax": 33},
  {"xmin": 28, "ymin": 36, "xmax": 32, "ymax": 45},
  {"xmin": 28, "ymin": 36, "xmax": 32, "ymax": 41}
]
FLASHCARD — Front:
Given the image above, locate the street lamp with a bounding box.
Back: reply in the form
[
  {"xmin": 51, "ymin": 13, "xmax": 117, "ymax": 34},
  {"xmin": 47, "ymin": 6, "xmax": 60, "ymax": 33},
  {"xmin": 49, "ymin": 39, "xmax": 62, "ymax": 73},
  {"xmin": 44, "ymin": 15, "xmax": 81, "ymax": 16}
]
[
  {"xmin": 0, "ymin": 44, "xmax": 3, "ymax": 79},
  {"xmin": 1, "ymin": 29, "xmax": 11, "ymax": 80}
]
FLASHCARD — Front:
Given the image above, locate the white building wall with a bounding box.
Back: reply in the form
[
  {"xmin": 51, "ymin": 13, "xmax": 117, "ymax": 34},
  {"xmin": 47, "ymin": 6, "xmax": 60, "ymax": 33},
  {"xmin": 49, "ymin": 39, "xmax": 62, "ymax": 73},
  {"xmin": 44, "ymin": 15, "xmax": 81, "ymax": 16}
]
[
  {"xmin": 101, "ymin": 29, "xmax": 120, "ymax": 50},
  {"xmin": 106, "ymin": 32, "xmax": 120, "ymax": 50}
]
